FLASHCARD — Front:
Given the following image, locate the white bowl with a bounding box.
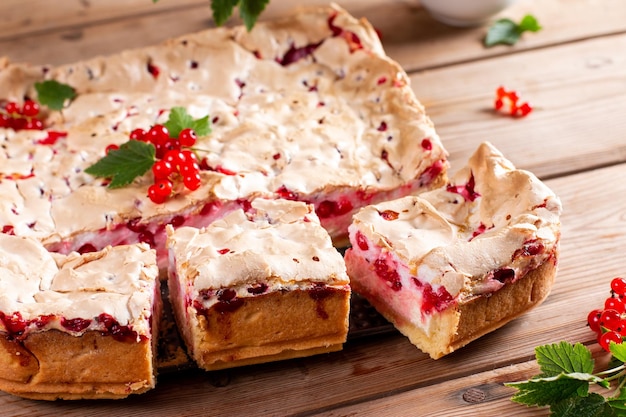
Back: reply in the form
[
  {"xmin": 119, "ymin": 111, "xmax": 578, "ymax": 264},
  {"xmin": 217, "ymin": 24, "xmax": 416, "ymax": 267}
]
[{"xmin": 420, "ymin": 0, "xmax": 518, "ymax": 27}]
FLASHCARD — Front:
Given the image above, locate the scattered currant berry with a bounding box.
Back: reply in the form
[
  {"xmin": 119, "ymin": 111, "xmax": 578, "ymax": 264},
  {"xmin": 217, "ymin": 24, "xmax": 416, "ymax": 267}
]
[
  {"xmin": 494, "ymin": 86, "xmax": 533, "ymax": 118},
  {"xmin": 179, "ymin": 128, "xmax": 197, "ymax": 147}
]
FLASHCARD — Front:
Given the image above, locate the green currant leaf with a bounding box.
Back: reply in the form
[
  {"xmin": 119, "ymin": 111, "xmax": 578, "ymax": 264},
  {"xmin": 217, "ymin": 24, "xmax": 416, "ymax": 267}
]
[
  {"xmin": 163, "ymin": 107, "xmax": 211, "ymax": 138},
  {"xmin": 484, "ymin": 14, "xmax": 542, "ymax": 47},
  {"xmin": 535, "ymin": 342, "xmax": 595, "ymax": 377},
  {"xmin": 484, "ymin": 18, "xmax": 519, "ymax": 47},
  {"xmin": 518, "ymin": 14, "xmax": 542, "ymax": 32},
  {"xmin": 610, "ymin": 341, "xmax": 626, "ymax": 363},
  {"xmin": 34, "ymin": 80, "xmax": 76, "ymax": 110},
  {"xmin": 507, "ymin": 375, "xmax": 591, "ymax": 407},
  {"xmin": 84, "ymin": 140, "xmax": 155, "ymax": 188},
  {"xmin": 551, "ymin": 393, "xmax": 616, "ymax": 417},
  {"xmin": 211, "ymin": 0, "xmax": 239, "ymax": 27},
  {"xmin": 239, "ymin": 0, "xmax": 270, "ymax": 31}
]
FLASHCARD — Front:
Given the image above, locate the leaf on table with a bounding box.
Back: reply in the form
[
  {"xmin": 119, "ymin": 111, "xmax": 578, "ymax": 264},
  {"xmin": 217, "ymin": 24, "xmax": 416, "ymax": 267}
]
[
  {"xmin": 551, "ymin": 393, "xmax": 617, "ymax": 417},
  {"xmin": 84, "ymin": 140, "xmax": 156, "ymax": 188},
  {"xmin": 536, "ymin": 342, "xmax": 595, "ymax": 376},
  {"xmin": 507, "ymin": 374, "xmax": 594, "ymax": 406},
  {"xmin": 484, "ymin": 14, "xmax": 542, "ymax": 47}
]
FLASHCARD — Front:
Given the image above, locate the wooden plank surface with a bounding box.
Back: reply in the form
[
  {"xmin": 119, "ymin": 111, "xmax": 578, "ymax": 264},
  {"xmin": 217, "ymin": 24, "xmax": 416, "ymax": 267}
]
[{"xmin": 1, "ymin": 0, "xmax": 626, "ymax": 415}]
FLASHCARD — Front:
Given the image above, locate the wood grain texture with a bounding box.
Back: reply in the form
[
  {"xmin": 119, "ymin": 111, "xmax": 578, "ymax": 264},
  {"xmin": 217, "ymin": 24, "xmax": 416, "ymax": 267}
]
[{"xmin": 1, "ymin": 0, "xmax": 625, "ymax": 415}]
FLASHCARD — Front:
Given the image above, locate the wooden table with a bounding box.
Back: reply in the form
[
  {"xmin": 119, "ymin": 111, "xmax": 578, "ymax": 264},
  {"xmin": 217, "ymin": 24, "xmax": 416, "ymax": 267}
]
[{"xmin": 2, "ymin": 0, "xmax": 625, "ymax": 415}]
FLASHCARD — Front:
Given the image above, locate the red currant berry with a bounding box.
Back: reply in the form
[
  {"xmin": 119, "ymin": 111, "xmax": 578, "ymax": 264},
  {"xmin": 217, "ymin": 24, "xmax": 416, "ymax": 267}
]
[
  {"xmin": 105, "ymin": 144, "xmax": 119, "ymax": 154},
  {"xmin": 600, "ymin": 309, "xmax": 622, "ymax": 331},
  {"xmin": 148, "ymin": 179, "xmax": 173, "ymax": 204},
  {"xmin": 130, "ymin": 128, "xmax": 147, "ymax": 141},
  {"xmin": 599, "ymin": 330, "xmax": 623, "ymax": 352},
  {"xmin": 179, "ymin": 128, "xmax": 197, "ymax": 147},
  {"xmin": 183, "ymin": 172, "xmax": 202, "ymax": 191},
  {"xmin": 163, "ymin": 138, "xmax": 181, "ymax": 153},
  {"xmin": 611, "ymin": 277, "xmax": 626, "ymax": 296},
  {"xmin": 606, "ymin": 297, "xmax": 626, "ymax": 314},
  {"xmin": 587, "ymin": 309, "xmax": 603, "ymax": 334},
  {"xmin": 496, "ymin": 86, "xmax": 506, "ymax": 99},
  {"xmin": 0, "ymin": 114, "xmax": 10, "ymax": 128},
  {"xmin": 23, "ymin": 118, "xmax": 44, "ymax": 130},
  {"xmin": 152, "ymin": 160, "xmax": 174, "ymax": 180},
  {"xmin": 507, "ymin": 90, "xmax": 519, "ymax": 103},
  {"xmin": 10, "ymin": 117, "xmax": 26, "ymax": 131},
  {"xmin": 181, "ymin": 150, "xmax": 198, "ymax": 164},
  {"xmin": 5, "ymin": 102, "xmax": 20, "ymax": 115},
  {"xmin": 180, "ymin": 161, "xmax": 200, "ymax": 177},
  {"xmin": 518, "ymin": 102, "xmax": 533, "ymax": 117},
  {"xmin": 494, "ymin": 98, "xmax": 504, "ymax": 110},
  {"xmin": 145, "ymin": 125, "xmax": 169, "ymax": 146},
  {"xmin": 164, "ymin": 149, "xmax": 186, "ymax": 169},
  {"xmin": 138, "ymin": 230, "xmax": 156, "ymax": 247},
  {"xmin": 21, "ymin": 100, "xmax": 40, "ymax": 117}
]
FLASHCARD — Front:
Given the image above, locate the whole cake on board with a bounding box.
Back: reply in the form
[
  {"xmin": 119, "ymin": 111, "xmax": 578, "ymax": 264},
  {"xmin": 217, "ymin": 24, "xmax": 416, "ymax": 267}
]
[{"xmin": 0, "ymin": 2, "xmax": 562, "ymax": 401}]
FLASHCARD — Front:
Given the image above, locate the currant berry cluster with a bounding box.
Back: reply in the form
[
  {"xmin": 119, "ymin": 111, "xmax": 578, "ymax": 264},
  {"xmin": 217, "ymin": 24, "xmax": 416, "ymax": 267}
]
[
  {"xmin": 494, "ymin": 86, "xmax": 533, "ymax": 117},
  {"xmin": 587, "ymin": 277, "xmax": 626, "ymax": 352},
  {"xmin": 119, "ymin": 124, "xmax": 201, "ymax": 204},
  {"xmin": 0, "ymin": 100, "xmax": 45, "ymax": 130}
]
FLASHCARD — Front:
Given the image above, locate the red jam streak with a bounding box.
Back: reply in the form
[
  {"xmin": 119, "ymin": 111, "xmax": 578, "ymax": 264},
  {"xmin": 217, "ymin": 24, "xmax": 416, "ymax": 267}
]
[
  {"xmin": 373, "ymin": 258, "xmax": 402, "ymax": 291},
  {"xmin": 411, "ymin": 279, "xmax": 454, "ymax": 315},
  {"xmin": 315, "ymin": 199, "xmax": 353, "ymax": 219},
  {"xmin": 355, "ymin": 231, "xmax": 369, "ymax": 251},
  {"xmin": 98, "ymin": 313, "xmax": 142, "ymax": 343},
  {"xmin": 0, "ymin": 312, "xmax": 141, "ymax": 343},
  {"xmin": 309, "ymin": 284, "xmax": 337, "ymax": 319},
  {"xmin": 512, "ymin": 239, "xmax": 545, "ymax": 260},
  {"xmin": 446, "ymin": 173, "xmax": 481, "ymax": 202}
]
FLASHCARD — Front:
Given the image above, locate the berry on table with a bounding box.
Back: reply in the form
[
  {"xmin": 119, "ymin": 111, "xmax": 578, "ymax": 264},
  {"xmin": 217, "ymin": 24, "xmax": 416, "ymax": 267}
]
[
  {"xmin": 493, "ymin": 86, "xmax": 533, "ymax": 118},
  {"xmin": 587, "ymin": 277, "xmax": 626, "ymax": 352}
]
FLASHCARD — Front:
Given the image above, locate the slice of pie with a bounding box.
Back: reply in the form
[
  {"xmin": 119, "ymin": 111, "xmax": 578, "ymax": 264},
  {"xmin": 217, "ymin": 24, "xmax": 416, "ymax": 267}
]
[
  {"xmin": 344, "ymin": 142, "xmax": 562, "ymax": 359},
  {"xmin": 0, "ymin": 236, "xmax": 160, "ymax": 399},
  {"xmin": 166, "ymin": 198, "xmax": 350, "ymax": 370}
]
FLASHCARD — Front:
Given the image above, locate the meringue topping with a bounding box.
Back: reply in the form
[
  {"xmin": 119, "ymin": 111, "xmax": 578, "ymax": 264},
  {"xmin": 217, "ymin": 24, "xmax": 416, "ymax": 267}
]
[{"xmin": 349, "ymin": 141, "xmax": 562, "ymax": 300}]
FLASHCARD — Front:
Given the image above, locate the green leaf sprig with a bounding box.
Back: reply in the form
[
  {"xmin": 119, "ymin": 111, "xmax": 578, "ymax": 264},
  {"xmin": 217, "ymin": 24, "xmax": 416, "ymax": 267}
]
[
  {"xmin": 484, "ymin": 14, "xmax": 542, "ymax": 47},
  {"xmin": 34, "ymin": 80, "xmax": 76, "ymax": 110},
  {"xmin": 153, "ymin": 0, "xmax": 269, "ymax": 31},
  {"xmin": 84, "ymin": 107, "xmax": 211, "ymax": 188},
  {"xmin": 506, "ymin": 341, "xmax": 626, "ymax": 416}
]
